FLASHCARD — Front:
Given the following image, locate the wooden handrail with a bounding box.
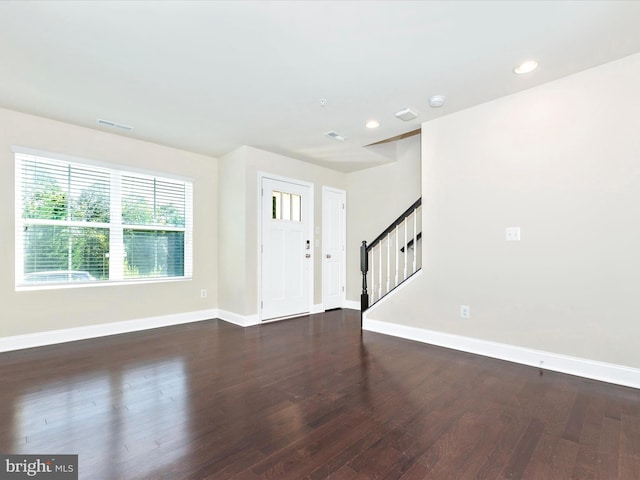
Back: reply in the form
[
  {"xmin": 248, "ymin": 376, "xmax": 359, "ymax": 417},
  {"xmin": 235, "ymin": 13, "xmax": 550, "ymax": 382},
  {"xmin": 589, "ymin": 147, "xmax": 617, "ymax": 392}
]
[{"xmin": 367, "ymin": 198, "xmax": 421, "ymax": 252}]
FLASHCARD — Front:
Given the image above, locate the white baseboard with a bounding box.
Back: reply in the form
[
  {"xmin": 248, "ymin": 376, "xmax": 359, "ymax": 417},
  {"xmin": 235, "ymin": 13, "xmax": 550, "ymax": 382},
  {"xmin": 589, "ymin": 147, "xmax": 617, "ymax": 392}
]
[
  {"xmin": 343, "ymin": 300, "xmax": 360, "ymax": 310},
  {"xmin": 0, "ymin": 309, "xmax": 219, "ymax": 353},
  {"xmin": 217, "ymin": 309, "xmax": 259, "ymax": 327},
  {"xmin": 313, "ymin": 301, "xmax": 361, "ymax": 312},
  {"xmin": 363, "ymin": 319, "xmax": 640, "ymax": 390}
]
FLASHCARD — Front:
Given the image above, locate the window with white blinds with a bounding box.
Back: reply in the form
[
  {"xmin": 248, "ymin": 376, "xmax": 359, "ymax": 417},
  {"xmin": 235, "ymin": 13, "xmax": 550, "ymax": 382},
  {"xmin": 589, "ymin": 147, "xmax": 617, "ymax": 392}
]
[{"xmin": 15, "ymin": 152, "xmax": 193, "ymax": 287}]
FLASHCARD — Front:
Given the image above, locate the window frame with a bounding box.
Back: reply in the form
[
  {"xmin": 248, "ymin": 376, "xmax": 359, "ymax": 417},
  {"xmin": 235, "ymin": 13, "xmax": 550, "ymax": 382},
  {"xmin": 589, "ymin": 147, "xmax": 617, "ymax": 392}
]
[{"xmin": 14, "ymin": 147, "xmax": 193, "ymax": 290}]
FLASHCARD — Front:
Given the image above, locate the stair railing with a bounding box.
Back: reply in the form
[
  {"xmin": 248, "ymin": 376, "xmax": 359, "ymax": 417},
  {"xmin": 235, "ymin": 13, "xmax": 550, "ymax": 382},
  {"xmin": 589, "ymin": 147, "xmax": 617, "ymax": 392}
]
[{"xmin": 361, "ymin": 198, "xmax": 422, "ymax": 324}]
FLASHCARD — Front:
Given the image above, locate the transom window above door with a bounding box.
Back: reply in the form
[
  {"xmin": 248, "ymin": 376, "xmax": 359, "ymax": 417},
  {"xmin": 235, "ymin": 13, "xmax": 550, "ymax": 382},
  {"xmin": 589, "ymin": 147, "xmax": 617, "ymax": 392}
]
[{"xmin": 271, "ymin": 191, "xmax": 301, "ymax": 222}]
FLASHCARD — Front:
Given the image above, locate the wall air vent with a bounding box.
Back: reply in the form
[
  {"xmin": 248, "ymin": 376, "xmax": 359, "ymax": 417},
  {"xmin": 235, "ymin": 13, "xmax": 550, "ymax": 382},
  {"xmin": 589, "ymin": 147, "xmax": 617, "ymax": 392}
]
[
  {"xmin": 97, "ymin": 118, "xmax": 134, "ymax": 132},
  {"xmin": 324, "ymin": 131, "xmax": 346, "ymax": 141}
]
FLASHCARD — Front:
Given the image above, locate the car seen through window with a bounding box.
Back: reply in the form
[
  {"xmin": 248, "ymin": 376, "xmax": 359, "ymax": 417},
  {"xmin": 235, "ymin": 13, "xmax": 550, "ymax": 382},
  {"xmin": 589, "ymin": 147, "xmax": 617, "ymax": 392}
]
[{"xmin": 23, "ymin": 271, "xmax": 96, "ymax": 284}]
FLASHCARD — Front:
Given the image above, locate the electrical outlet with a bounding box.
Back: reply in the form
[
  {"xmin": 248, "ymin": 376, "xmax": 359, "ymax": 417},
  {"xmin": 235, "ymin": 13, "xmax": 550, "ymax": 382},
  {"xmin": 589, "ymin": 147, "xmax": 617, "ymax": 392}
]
[
  {"xmin": 200, "ymin": 289, "xmax": 207, "ymax": 298},
  {"xmin": 460, "ymin": 305, "xmax": 470, "ymax": 319}
]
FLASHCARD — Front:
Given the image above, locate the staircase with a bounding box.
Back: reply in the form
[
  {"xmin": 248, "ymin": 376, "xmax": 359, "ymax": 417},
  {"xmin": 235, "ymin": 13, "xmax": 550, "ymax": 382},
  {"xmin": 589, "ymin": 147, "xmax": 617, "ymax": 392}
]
[{"xmin": 360, "ymin": 198, "xmax": 422, "ymax": 321}]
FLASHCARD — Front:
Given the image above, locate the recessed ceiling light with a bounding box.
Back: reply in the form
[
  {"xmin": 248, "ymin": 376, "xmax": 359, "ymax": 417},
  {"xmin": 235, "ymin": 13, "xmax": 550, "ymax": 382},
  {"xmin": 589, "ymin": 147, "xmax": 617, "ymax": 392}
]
[
  {"xmin": 514, "ymin": 60, "xmax": 538, "ymax": 74},
  {"xmin": 365, "ymin": 120, "xmax": 380, "ymax": 129},
  {"xmin": 395, "ymin": 108, "xmax": 418, "ymax": 121}
]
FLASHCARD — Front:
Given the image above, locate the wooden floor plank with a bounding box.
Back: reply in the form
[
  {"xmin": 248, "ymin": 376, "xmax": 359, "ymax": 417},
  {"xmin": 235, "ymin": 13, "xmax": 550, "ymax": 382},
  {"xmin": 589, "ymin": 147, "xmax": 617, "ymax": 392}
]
[
  {"xmin": 595, "ymin": 416, "xmax": 620, "ymax": 480},
  {"xmin": 499, "ymin": 417, "xmax": 545, "ymax": 479},
  {"xmin": 1, "ymin": 309, "xmax": 639, "ymax": 479},
  {"xmin": 619, "ymin": 413, "xmax": 640, "ymax": 479}
]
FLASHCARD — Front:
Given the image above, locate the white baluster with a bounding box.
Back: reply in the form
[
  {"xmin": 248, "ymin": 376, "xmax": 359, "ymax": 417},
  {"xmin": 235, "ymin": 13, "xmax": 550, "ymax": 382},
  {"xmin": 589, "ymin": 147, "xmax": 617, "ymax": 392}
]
[
  {"xmin": 403, "ymin": 218, "xmax": 408, "ymax": 280},
  {"xmin": 378, "ymin": 242, "xmax": 382, "ymax": 300},
  {"xmin": 417, "ymin": 205, "xmax": 422, "ymax": 269},
  {"xmin": 386, "ymin": 233, "xmax": 391, "ymax": 294},
  {"xmin": 412, "ymin": 210, "xmax": 417, "ymax": 274},
  {"xmin": 394, "ymin": 225, "xmax": 399, "ymax": 288},
  {"xmin": 370, "ymin": 246, "xmax": 375, "ymax": 303}
]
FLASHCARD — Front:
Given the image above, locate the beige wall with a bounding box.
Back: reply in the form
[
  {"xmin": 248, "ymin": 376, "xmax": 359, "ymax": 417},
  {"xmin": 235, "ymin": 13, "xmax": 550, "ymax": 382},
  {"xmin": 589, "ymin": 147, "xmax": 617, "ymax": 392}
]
[
  {"xmin": 345, "ymin": 135, "xmax": 422, "ymax": 301},
  {"xmin": 218, "ymin": 146, "xmax": 347, "ymax": 316},
  {"xmin": 0, "ymin": 108, "xmax": 218, "ymax": 337},
  {"xmin": 369, "ymin": 53, "xmax": 640, "ymax": 368},
  {"xmin": 217, "ymin": 147, "xmax": 248, "ymax": 314}
]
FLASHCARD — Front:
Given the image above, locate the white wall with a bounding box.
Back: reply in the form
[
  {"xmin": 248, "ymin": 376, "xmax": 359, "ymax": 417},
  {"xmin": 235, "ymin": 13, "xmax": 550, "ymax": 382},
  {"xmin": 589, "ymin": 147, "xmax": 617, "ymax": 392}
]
[
  {"xmin": 346, "ymin": 135, "xmax": 422, "ymax": 301},
  {"xmin": 367, "ymin": 53, "xmax": 640, "ymax": 369},
  {"xmin": 0, "ymin": 108, "xmax": 218, "ymax": 338}
]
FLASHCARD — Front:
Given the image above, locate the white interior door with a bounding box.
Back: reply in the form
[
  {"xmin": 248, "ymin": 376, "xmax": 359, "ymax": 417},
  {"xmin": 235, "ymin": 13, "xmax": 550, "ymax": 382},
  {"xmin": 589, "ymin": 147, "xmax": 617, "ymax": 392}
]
[
  {"xmin": 322, "ymin": 187, "xmax": 345, "ymax": 310},
  {"xmin": 261, "ymin": 177, "xmax": 312, "ymax": 320}
]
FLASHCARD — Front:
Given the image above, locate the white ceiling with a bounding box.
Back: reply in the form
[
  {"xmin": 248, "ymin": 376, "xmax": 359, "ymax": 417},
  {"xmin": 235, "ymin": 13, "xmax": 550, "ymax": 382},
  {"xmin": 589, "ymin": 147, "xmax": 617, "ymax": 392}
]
[{"xmin": 1, "ymin": 1, "xmax": 639, "ymax": 172}]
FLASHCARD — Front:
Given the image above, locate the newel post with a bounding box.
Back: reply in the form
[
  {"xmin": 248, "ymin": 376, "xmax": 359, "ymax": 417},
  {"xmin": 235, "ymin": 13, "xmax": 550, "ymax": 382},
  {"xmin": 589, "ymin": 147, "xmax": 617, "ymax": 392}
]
[{"xmin": 360, "ymin": 240, "xmax": 369, "ymax": 328}]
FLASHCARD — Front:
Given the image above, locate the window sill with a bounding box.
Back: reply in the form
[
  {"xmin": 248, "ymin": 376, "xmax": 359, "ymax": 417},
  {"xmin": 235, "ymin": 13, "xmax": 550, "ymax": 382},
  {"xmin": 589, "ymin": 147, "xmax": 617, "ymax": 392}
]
[{"xmin": 15, "ymin": 276, "xmax": 192, "ymax": 292}]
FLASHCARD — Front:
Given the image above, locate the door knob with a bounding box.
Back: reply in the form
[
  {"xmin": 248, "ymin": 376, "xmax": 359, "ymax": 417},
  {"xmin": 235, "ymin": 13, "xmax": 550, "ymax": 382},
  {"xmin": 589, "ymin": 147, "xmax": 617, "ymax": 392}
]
[
  {"xmin": 326, "ymin": 254, "xmax": 331, "ymax": 258},
  {"xmin": 305, "ymin": 253, "xmax": 311, "ymax": 258}
]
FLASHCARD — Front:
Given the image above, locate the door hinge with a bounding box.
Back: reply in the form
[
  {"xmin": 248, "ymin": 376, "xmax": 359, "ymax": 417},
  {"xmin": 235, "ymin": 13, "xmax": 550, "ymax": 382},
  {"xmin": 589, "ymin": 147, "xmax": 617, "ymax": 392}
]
[
  {"xmin": 261, "ymin": 301, "xmax": 263, "ymax": 309},
  {"xmin": 342, "ymin": 286, "xmax": 345, "ymax": 292}
]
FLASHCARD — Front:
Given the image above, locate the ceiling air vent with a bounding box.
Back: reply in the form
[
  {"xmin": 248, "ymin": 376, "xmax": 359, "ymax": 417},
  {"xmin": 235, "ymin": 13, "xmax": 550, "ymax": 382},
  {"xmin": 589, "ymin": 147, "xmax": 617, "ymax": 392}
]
[
  {"xmin": 324, "ymin": 131, "xmax": 346, "ymax": 141},
  {"xmin": 394, "ymin": 108, "xmax": 418, "ymax": 121},
  {"xmin": 97, "ymin": 118, "xmax": 134, "ymax": 132}
]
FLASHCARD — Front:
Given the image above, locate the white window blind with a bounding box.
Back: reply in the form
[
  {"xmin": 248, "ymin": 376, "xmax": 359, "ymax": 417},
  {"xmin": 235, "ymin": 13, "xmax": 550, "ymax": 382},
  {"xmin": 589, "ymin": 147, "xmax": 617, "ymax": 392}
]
[{"xmin": 15, "ymin": 152, "xmax": 193, "ymax": 287}]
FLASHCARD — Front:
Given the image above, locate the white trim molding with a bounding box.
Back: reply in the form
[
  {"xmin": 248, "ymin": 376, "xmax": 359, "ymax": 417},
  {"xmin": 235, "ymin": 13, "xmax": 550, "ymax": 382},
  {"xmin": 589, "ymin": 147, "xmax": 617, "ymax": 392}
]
[
  {"xmin": 363, "ymin": 319, "xmax": 640, "ymax": 390},
  {"xmin": 364, "ymin": 269, "xmax": 423, "ymax": 317},
  {"xmin": 0, "ymin": 309, "xmax": 219, "ymax": 353},
  {"xmin": 343, "ymin": 300, "xmax": 361, "ymax": 310},
  {"xmin": 217, "ymin": 309, "xmax": 260, "ymax": 327}
]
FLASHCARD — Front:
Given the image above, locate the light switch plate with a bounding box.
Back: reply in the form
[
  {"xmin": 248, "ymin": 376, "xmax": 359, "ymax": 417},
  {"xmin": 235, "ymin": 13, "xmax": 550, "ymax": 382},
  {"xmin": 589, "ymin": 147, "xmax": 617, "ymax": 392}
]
[{"xmin": 506, "ymin": 227, "xmax": 521, "ymax": 241}]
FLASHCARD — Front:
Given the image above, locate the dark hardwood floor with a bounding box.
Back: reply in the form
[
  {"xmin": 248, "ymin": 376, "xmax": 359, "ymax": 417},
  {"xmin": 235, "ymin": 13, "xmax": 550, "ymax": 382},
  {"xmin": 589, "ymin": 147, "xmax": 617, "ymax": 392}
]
[{"xmin": 1, "ymin": 309, "xmax": 639, "ymax": 479}]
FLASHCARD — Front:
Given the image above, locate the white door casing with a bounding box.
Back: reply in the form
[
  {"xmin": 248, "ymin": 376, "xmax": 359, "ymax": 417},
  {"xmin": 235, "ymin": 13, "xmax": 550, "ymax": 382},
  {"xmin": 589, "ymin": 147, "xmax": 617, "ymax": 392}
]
[
  {"xmin": 260, "ymin": 176, "xmax": 313, "ymax": 321},
  {"xmin": 322, "ymin": 187, "xmax": 346, "ymax": 310}
]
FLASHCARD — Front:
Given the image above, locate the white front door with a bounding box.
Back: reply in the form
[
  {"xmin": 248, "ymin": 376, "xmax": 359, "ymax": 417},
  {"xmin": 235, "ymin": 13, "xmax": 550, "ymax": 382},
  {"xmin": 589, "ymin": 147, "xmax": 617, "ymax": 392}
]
[
  {"xmin": 261, "ymin": 177, "xmax": 312, "ymax": 320},
  {"xmin": 322, "ymin": 187, "xmax": 346, "ymax": 310}
]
